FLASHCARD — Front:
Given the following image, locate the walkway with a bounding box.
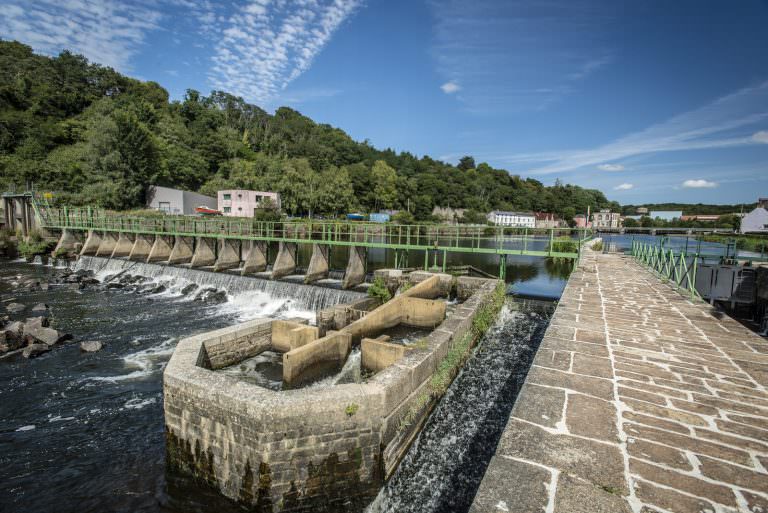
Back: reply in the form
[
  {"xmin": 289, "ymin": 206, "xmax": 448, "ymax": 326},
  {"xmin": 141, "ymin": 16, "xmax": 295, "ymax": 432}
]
[{"xmin": 471, "ymin": 250, "xmax": 768, "ymax": 513}]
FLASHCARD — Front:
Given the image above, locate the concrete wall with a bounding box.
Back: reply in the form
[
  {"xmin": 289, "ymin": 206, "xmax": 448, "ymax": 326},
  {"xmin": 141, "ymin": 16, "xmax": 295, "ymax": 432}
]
[
  {"xmin": 147, "ymin": 185, "xmax": 216, "ymax": 215},
  {"xmin": 163, "ymin": 274, "xmax": 501, "ymax": 511}
]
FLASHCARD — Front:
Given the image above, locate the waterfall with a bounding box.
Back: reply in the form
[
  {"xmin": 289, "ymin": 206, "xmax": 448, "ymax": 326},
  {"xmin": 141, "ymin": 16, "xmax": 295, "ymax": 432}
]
[{"xmin": 75, "ymin": 256, "xmax": 366, "ymax": 312}]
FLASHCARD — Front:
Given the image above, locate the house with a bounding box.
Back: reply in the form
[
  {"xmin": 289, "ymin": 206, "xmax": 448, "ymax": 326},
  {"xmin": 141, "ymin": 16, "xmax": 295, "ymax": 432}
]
[
  {"xmin": 649, "ymin": 210, "xmax": 683, "ymax": 222},
  {"xmin": 740, "ymin": 201, "xmax": 768, "ymax": 234},
  {"xmin": 487, "ymin": 211, "xmax": 535, "ymax": 228},
  {"xmin": 534, "ymin": 212, "xmax": 561, "ymax": 229},
  {"xmin": 218, "ymin": 190, "xmax": 281, "ymax": 217},
  {"xmin": 591, "ymin": 209, "xmax": 621, "ymax": 229},
  {"xmin": 146, "ymin": 185, "xmax": 217, "ymax": 216},
  {"xmin": 573, "ymin": 214, "xmax": 590, "ymax": 228}
]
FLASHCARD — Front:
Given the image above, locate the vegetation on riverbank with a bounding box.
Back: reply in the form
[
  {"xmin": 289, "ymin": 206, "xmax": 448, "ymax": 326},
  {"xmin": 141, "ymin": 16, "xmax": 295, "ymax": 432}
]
[
  {"xmin": 17, "ymin": 229, "xmax": 53, "ymax": 259},
  {"xmin": 699, "ymin": 234, "xmax": 768, "ymax": 254},
  {"xmin": 0, "ymin": 40, "xmax": 616, "ymax": 221}
]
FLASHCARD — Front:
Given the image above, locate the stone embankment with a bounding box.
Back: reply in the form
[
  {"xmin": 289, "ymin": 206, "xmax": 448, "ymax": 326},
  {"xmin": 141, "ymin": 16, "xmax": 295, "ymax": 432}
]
[{"xmin": 471, "ymin": 248, "xmax": 768, "ymax": 513}]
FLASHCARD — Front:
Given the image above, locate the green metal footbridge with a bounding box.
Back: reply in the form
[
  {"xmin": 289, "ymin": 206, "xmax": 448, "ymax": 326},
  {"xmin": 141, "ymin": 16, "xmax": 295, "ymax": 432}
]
[{"xmin": 8, "ymin": 194, "xmax": 596, "ymax": 279}]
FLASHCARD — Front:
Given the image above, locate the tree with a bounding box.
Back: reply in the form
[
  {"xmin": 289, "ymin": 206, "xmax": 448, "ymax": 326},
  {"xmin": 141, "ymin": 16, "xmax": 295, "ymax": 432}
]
[
  {"xmin": 622, "ymin": 217, "xmax": 639, "ymax": 228},
  {"xmin": 371, "ymin": 160, "xmax": 397, "ymax": 211},
  {"xmin": 457, "ymin": 155, "xmax": 475, "ymax": 171}
]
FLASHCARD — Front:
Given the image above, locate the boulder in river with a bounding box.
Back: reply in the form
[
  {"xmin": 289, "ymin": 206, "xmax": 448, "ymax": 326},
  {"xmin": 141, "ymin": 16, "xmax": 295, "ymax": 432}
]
[
  {"xmin": 24, "ymin": 317, "xmax": 50, "ymax": 332},
  {"xmin": 181, "ymin": 283, "xmax": 198, "ymax": 295},
  {"xmin": 79, "ymin": 341, "xmax": 104, "ymax": 352},
  {"xmin": 6, "ymin": 302, "xmax": 25, "ymax": 313},
  {"xmin": 3, "ymin": 321, "xmax": 25, "ymax": 348},
  {"xmin": 23, "ymin": 343, "xmax": 51, "ymax": 359},
  {"xmin": 31, "ymin": 303, "xmax": 48, "ymax": 313},
  {"xmin": 25, "ymin": 327, "xmax": 69, "ymax": 346}
]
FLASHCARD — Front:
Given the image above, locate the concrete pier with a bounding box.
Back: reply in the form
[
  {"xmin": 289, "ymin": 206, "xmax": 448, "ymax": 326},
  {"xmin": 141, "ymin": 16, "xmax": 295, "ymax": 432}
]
[
  {"xmin": 272, "ymin": 242, "xmax": 297, "ymax": 279},
  {"xmin": 472, "ymin": 249, "xmax": 768, "ymax": 513},
  {"xmin": 94, "ymin": 232, "xmax": 117, "ymax": 257},
  {"xmin": 52, "ymin": 229, "xmax": 80, "ymax": 256},
  {"xmin": 79, "ymin": 230, "xmax": 102, "ymax": 256},
  {"xmin": 128, "ymin": 235, "xmax": 153, "ymax": 261},
  {"xmin": 190, "ymin": 237, "xmax": 215, "ymax": 268},
  {"xmin": 111, "ymin": 233, "xmax": 134, "ymax": 258},
  {"xmin": 241, "ymin": 241, "xmax": 267, "ymax": 275},
  {"xmin": 304, "ymin": 244, "xmax": 330, "ymax": 283},
  {"xmin": 168, "ymin": 236, "xmax": 194, "ymax": 264},
  {"xmin": 147, "ymin": 235, "xmax": 173, "ymax": 263},
  {"xmin": 213, "ymin": 239, "xmax": 240, "ymax": 272},
  {"xmin": 342, "ymin": 246, "xmax": 366, "ymax": 289}
]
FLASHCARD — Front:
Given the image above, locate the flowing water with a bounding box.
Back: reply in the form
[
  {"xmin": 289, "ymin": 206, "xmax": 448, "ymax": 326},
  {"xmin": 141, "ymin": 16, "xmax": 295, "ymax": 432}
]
[{"xmin": 1, "ymin": 254, "xmax": 559, "ymax": 513}]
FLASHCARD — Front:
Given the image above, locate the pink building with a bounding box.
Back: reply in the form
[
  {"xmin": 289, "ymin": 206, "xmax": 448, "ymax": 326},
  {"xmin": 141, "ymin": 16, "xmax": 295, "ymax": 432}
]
[
  {"xmin": 217, "ymin": 190, "xmax": 281, "ymax": 217},
  {"xmin": 573, "ymin": 214, "xmax": 591, "ymax": 228}
]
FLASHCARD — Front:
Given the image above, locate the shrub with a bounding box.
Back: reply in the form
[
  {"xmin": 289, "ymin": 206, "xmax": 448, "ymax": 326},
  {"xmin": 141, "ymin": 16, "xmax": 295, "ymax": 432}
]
[
  {"xmin": 591, "ymin": 240, "xmax": 603, "ymax": 252},
  {"xmin": 547, "ymin": 237, "xmax": 578, "ymax": 254},
  {"xmin": 367, "ymin": 276, "xmax": 391, "ymax": 303},
  {"xmin": 17, "ymin": 229, "xmax": 52, "ymax": 258}
]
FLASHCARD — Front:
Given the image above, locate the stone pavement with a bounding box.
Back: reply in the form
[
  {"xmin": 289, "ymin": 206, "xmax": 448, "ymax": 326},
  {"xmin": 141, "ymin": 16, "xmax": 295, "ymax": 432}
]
[{"xmin": 470, "ymin": 250, "xmax": 768, "ymax": 513}]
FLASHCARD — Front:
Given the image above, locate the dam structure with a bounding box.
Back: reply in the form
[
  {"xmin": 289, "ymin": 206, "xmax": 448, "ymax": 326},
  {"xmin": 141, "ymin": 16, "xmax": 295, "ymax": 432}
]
[{"xmin": 163, "ymin": 271, "xmax": 504, "ymax": 511}]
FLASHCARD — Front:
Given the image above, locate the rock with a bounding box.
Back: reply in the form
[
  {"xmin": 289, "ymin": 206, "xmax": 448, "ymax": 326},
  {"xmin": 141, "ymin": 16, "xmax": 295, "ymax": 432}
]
[
  {"xmin": 181, "ymin": 283, "xmax": 199, "ymax": 295},
  {"xmin": 6, "ymin": 302, "xmax": 25, "ymax": 313},
  {"xmin": 24, "ymin": 317, "xmax": 50, "ymax": 332},
  {"xmin": 79, "ymin": 340, "xmax": 104, "ymax": 352},
  {"xmin": 23, "ymin": 343, "xmax": 50, "ymax": 359},
  {"xmin": 149, "ymin": 284, "xmax": 166, "ymax": 294},
  {"xmin": 106, "ymin": 283, "xmax": 124, "ymax": 289},
  {"xmin": 129, "ymin": 339, "xmax": 141, "ymax": 347},
  {"xmin": 31, "ymin": 303, "xmax": 48, "ymax": 312},
  {"xmin": 25, "ymin": 327, "xmax": 68, "ymax": 346},
  {"xmin": 40, "ymin": 283, "xmax": 49, "ymax": 291},
  {"xmin": 3, "ymin": 321, "xmax": 25, "ymax": 349}
]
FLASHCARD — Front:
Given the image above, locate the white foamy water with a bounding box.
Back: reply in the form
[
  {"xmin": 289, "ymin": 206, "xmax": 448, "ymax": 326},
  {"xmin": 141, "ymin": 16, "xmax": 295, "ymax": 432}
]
[{"xmin": 89, "ymin": 337, "xmax": 177, "ymax": 383}]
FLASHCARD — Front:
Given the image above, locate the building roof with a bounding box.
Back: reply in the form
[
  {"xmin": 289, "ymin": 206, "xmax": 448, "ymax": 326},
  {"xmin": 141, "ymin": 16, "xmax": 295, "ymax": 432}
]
[
  {"xmin": 534, "ymin": 212, "xmax": 560, "ymax": 220},
  {"xmin": 489, "ymin": 211, "xmax": 535, "ymax": 216}
]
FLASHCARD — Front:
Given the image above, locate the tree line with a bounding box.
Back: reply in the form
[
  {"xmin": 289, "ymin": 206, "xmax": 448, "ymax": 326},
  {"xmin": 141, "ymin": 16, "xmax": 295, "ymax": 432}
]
[{"xmin": 1, "ymin": 40, "xmax": 621, "ymax": 220}]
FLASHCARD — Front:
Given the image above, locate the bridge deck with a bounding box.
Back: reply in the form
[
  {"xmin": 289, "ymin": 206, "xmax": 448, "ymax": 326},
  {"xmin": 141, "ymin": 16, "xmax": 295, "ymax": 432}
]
[{"xmin": 471, "ymin": 250, "xmax": 768, "ymax": 513}]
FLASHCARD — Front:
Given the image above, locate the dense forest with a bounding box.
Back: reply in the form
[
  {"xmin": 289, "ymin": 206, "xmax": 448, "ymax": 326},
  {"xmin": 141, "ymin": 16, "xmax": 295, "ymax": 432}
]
[
  {"xmin": 1, "ymin": 40, "xmax": 619, "ymax": 221},
  {"xmin": 621, "ymin": 203, "xmax": 755, "ymax": 216}
]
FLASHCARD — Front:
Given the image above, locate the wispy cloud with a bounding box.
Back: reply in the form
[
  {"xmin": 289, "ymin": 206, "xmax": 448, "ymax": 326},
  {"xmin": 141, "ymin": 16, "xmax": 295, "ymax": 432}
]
[
  {"xmin": 429, "ymin": 0, "xmax": 617, "ymax": 113},
  {"xmin": 0, "ymin": 0, "xmax": 164, "ymax": 70},
  {"xmin": 494, "ymin": 80, "xmax": 768, "ymax": 175},
  {"xmin": 209, "ymin": 0, "xmax": 361, "ymax": 103},
  {"xmin": 614, "ymin": 183, "xmax": 634, "ymax": 190},
  {"xmin": 441, "ymin": 81, "xmax": 461, "ymax": 94},
  {"xmin": 682, "ymin": 179, "xmax": 718, "ymax": 189},
  {"xmin": 597, "ymin": 164, "xmax": 624, "ymax": 172},
  {"xmin": 753, "ymin": 130, "xmax": 768, "ymax": 144}
]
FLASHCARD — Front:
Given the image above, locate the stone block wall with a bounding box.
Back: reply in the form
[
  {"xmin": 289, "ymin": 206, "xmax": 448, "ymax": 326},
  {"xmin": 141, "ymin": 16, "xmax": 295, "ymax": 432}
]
[{"xmin": 163, "ymin": 275, "xmax": 502, "ymax": 512}]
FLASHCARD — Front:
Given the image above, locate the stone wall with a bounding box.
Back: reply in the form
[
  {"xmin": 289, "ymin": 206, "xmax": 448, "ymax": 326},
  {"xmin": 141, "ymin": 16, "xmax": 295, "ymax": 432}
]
[{"xmin": 163, "ymin": 274, "xmax": 502, "ymax": 512}]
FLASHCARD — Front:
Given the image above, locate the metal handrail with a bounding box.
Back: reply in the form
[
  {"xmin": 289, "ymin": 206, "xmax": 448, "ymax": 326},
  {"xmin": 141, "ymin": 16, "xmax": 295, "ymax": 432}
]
[{"xmin": 631, "ymin": 240, "xmax": 701, "ymax": 301}]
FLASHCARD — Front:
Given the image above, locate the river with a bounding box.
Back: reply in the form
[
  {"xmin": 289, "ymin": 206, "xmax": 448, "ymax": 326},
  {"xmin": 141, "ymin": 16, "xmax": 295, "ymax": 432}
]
[{"xmin": 0, "ymin": 253, "xmax": 564, "ymax": 513}]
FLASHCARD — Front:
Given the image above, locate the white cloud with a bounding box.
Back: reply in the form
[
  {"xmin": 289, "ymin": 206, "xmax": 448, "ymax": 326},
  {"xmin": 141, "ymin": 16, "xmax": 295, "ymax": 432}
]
[
  {"xmin": 493, "ymin": 80, "xmax": 768, "ymax": 175},
  {"xmin": 597, "ymin": 163, "xmax": 624, "ymax": 171},
  {"xmin": 0, "ymin": 0, "xmax": 164, "ymax": 70},
  {"xmin": 614, "ymin": 183, "xmax": 634, "ymax": 190},
  {"xmin": 753, "ymin": 130, "xmax": 768, "ymax": 143},
  {"xmin": 682, "ymin": 179, "xmax": 718, "ymax": 189},
  {"xmin": 440, "ymin": 81, "xmax": 461, "ymax": 94},
  {"xmin": 209, "ymin": 0, "xmax": 361, "ymax": 103}
]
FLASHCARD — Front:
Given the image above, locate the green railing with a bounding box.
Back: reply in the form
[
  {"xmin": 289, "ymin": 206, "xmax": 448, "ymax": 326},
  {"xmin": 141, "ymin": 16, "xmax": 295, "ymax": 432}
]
[
  {"xmin": 38, "ymin": 205, "xmax": 595, "ymax": 264},
  {"xmin": 631, "ymin": 240, "xmax": 701, "ymax": 301}
]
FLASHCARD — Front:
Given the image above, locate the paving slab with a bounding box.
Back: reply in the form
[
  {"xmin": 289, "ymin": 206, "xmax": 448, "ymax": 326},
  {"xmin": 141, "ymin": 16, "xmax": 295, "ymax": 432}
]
[{"xmin": 471, "ymin": 249, "xmax": 768, "ymax": 513}]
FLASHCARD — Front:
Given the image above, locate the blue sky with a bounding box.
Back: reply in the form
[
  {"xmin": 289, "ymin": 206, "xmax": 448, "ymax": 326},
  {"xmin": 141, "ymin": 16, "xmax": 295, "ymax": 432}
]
[{"xmin": 1, "ymin": 0, "xmax": 768, "ymax": 205}]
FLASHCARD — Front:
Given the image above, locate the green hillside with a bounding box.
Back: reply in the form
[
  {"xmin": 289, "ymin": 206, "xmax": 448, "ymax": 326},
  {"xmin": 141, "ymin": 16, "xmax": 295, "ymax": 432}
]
[{"xmin": 1, "ymin": 40, "xmax": 619, "ymax": 220}]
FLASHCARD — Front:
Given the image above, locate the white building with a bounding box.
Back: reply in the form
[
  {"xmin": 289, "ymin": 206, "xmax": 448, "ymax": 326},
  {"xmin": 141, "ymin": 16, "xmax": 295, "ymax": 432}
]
[
  {"xmin": 487, "ymin": 211, "xmax": 536, "ymax": 228},
  {"xmin": 740, "ymin": 198, "xmax": 768, "ymax": 234},
  {"xmin": 146, "ymin": 185, "xmax": 217, "ymax": 215},
  {"xmin": 591, "ymin": 209, "xmax": 621, "ymax": 229}
]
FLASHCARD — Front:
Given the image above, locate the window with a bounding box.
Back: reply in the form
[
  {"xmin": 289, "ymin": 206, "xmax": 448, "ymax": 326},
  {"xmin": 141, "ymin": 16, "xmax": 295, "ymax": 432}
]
[
  {"xmin": 238, "ymin": 206, "xmax": 242, "ymax": 211},
  {"xmin": 223, "ymin": 193, "xmax": 231, "ymax": 200},
  {"xmin": 238, "ymin": 193, "xmax": 243, "ymax": 199},
  {"xmin": 158, "ymin": 201, "xmax": 170, "ymax": 213},
  {"xmin": 223, "ymin": 206, "xmax": 231, "ymax": 213}
]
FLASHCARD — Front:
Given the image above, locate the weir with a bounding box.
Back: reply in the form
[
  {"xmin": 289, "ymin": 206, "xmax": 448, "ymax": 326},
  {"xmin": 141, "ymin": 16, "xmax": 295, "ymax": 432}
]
[{"xmin": 76, "ymin": 256, "xmax": 366, "ymax": 312}]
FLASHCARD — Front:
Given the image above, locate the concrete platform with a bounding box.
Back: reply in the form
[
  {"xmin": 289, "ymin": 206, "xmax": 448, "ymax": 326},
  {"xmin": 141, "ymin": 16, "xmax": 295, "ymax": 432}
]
[{"xmin": 471, "ymin": 249, "xmax": 768, "ymax": 513}]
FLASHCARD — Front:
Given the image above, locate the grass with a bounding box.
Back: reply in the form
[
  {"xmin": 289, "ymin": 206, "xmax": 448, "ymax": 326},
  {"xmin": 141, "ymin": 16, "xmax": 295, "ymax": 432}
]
[
  {"xmin": 547, "ymin": 237, "xmax": 578, "ymax": 254},
  {"xmin": 699, "ymin": 234, "xmax": 768, "ymax": 254},
  {"xmin": 398, "ymin": 281, "xmax": 505, "ymax": 431},
  {"xmin": 591, "ymin": 240, "xmax": 603, "ymax": 252},
  {"xmin": 344, "ymin": 403, "xmax": 359, "ymax": 417}
]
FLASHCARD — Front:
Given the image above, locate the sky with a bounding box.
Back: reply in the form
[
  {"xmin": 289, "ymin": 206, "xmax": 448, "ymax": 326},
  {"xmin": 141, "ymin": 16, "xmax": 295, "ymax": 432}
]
[{"xmin": 1, "ymin": 0, "xmax": 767, "ymax": 205}]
